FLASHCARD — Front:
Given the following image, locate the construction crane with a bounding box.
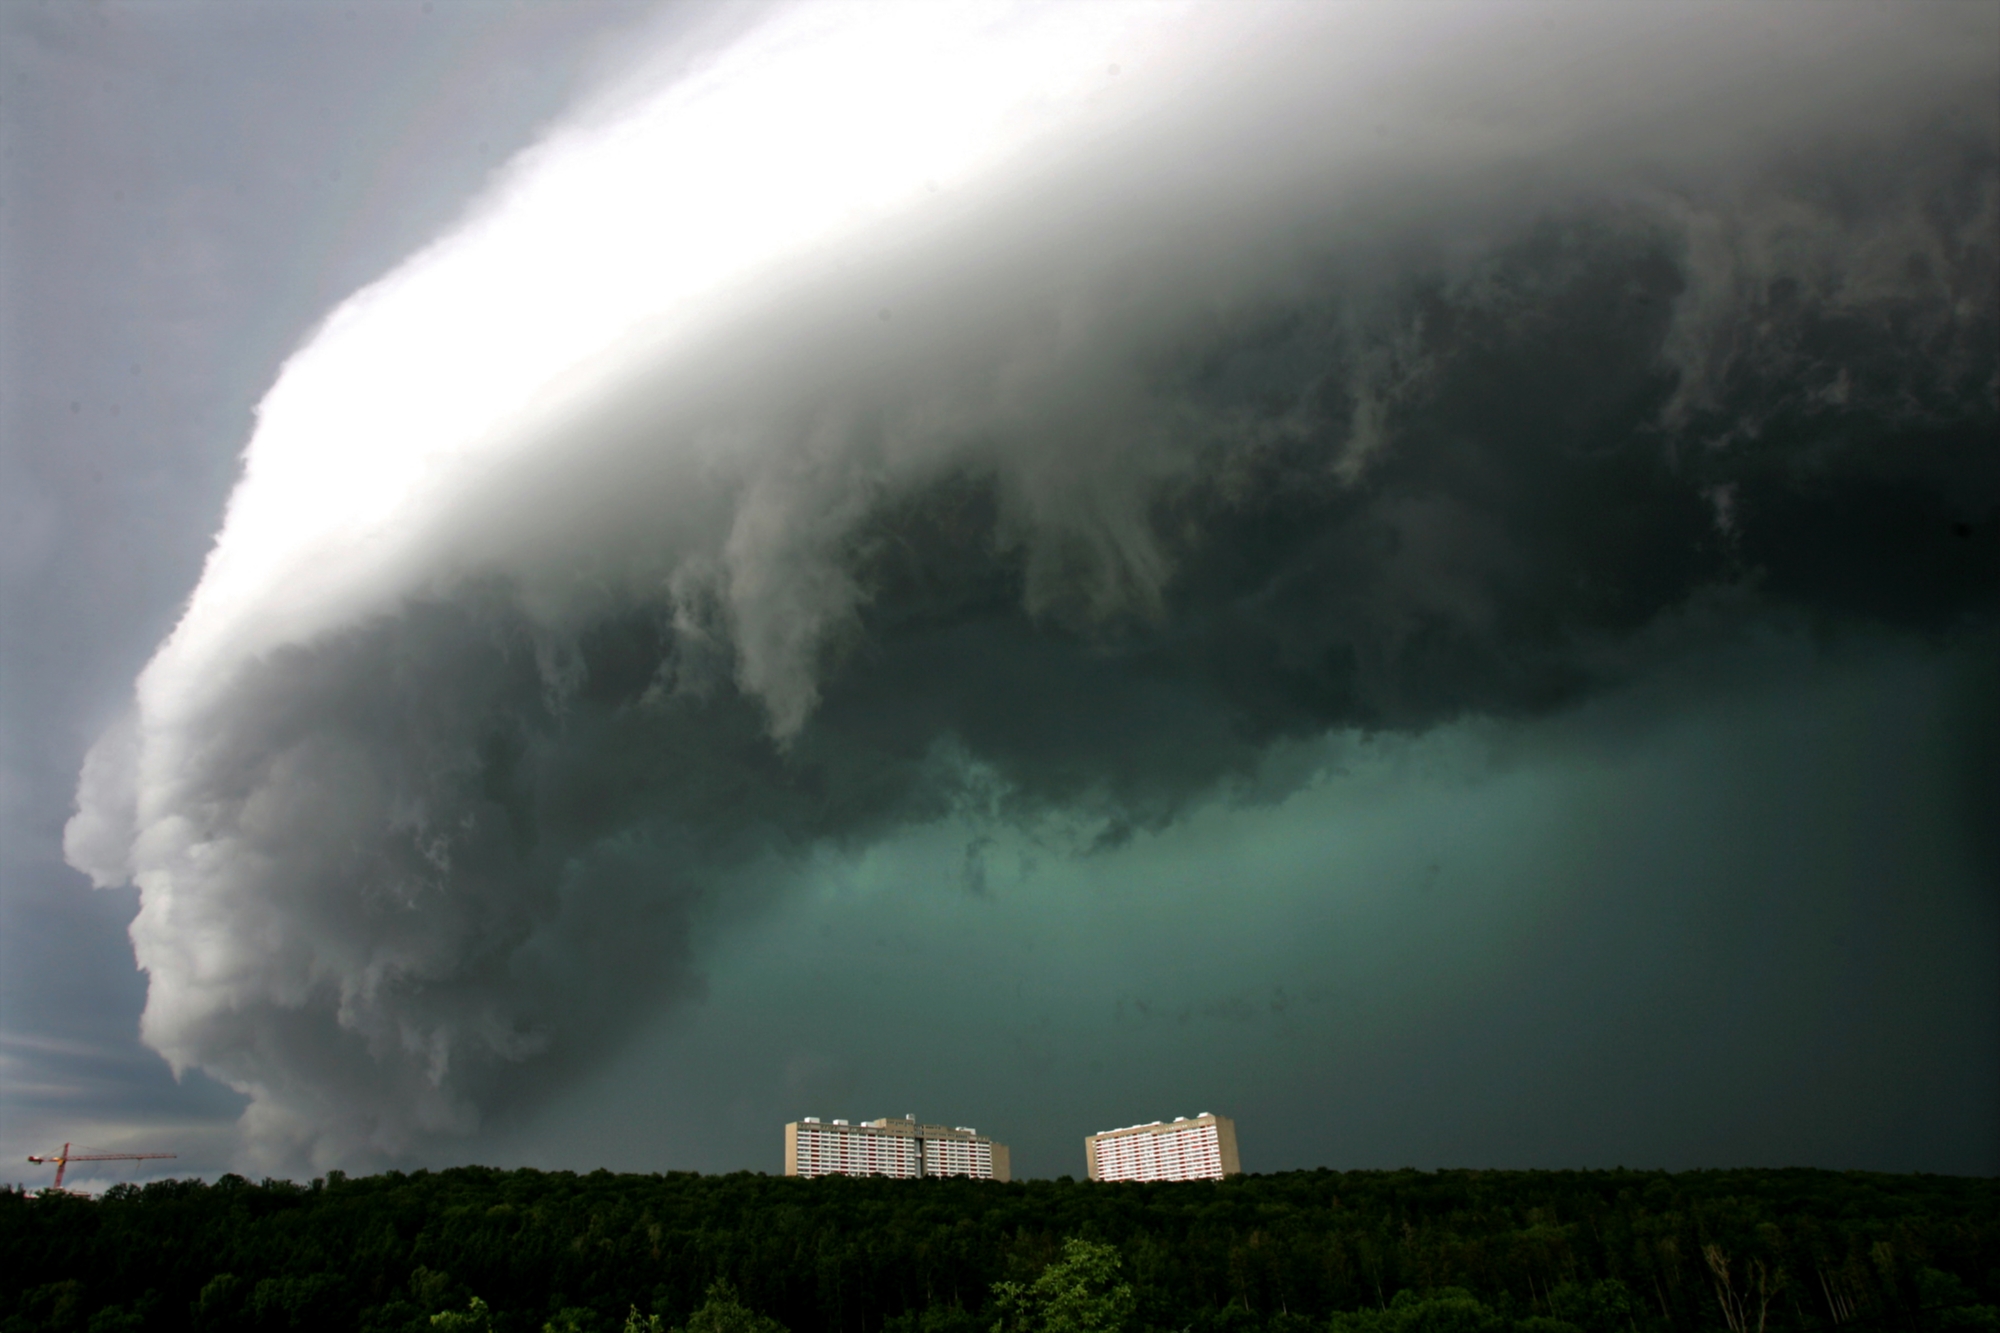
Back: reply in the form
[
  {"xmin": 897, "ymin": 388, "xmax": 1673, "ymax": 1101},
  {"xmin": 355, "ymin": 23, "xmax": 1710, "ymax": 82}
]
[{"xmin": 26, "ymin": 1142, "xmax": 175, "ymax": 1191}]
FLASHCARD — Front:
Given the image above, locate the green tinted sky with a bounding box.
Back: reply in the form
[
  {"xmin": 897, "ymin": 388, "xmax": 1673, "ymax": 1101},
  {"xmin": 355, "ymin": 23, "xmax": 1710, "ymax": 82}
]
[{"xmin": 500, "ymin": 633, "xmax": 1995, "ymax": 1177}]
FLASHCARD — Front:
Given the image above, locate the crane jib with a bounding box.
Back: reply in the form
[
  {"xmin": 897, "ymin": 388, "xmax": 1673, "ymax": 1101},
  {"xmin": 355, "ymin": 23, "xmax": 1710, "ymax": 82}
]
[{"xmin": 26, "ymin": 1142, "xmax": 176, "ymax": 1190}]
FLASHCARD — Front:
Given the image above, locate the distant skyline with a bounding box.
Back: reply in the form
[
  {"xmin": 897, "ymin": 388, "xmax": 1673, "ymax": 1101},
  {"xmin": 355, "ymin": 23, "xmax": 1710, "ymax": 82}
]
[{"xmin": 3, "ymin": 1, "xmax": 1995, "ymax": 1187}]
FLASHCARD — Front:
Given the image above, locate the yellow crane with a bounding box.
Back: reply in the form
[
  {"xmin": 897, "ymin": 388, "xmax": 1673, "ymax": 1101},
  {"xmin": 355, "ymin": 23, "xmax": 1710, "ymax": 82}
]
[{"xmin": 26, "ymin": 1142, "xmax": 175, "ymax": 1191}]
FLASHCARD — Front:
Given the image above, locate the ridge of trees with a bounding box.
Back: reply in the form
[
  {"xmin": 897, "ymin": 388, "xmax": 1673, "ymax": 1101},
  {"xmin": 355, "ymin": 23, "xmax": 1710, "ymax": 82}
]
[{"xmin": 1, "ymin": 1166, "xmax": 1994, "ymax": 1333}]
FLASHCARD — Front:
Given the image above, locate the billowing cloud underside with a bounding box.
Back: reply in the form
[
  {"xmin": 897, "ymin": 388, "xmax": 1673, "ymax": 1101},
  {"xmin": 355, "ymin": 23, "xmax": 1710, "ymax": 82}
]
[{"xmin": 66, "ymin": 2, "xmax": 1997, "ymax": 1167}]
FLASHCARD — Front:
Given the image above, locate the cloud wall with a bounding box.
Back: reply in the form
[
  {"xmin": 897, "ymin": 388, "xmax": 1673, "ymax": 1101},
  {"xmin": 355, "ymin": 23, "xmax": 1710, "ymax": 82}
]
[{"xmin": 67, "ymin": 1, "xmax": 1998, "ymax": 1168}]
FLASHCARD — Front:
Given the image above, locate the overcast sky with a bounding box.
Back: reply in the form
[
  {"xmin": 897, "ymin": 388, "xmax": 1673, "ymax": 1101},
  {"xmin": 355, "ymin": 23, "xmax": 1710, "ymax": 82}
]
[{"xmin": 2, "ymin": 1, "xmax": 1994, "ymax": 1190}]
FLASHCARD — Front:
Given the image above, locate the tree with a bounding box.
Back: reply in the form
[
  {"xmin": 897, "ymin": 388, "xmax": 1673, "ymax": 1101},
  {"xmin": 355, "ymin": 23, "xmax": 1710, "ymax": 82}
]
[
  {"xmin": 992, "ymin": 1238, "xmax": 1136, "ymax": 1333},
  {"xmin": 1548, "ymin": 1280, "xmax": 1636, "ymax": 1333},
  {"xmin": 1330, "ymin": 1288, "xmax": 1508, "ymax": 1333},
  {"xmin": 677, "ymin": 1281, "xmax": 787, "ymax": 1333},
  {"xmin": 432, "ymin": 1296, "xmax": 493, "ymax": 1332}
]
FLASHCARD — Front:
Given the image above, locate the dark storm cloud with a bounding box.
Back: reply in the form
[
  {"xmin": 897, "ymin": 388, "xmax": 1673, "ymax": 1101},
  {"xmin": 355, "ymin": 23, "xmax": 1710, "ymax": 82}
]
[
  {"xmin": 1, "ymin": 0, "xmax": 686, "ymax": 1168},
  {"xmin": 61, "ymin": 2, "xmax": 1997, "ymax": 1169}
]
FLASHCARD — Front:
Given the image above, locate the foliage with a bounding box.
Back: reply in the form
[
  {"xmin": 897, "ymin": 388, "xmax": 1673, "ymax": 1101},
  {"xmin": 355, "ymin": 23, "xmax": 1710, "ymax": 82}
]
[
  {"xmin": 435, "ymin": 1296, "xmax": 494, "ymax": 1331},
  {"xmin": 679, "ymin": 1283, "xmax": 789, "ymax": 1333},
  {"xmin": 992, "ymin": 1239, "xmax": 1135, "ymax": 1333},
  {"xmin": 0, "ymin": 1168, "xmax": 1995, "ymax": 1333},
  {"xmin": 1329, "ymin": 1287, "xmax": 1509, "ymax": 1333}
]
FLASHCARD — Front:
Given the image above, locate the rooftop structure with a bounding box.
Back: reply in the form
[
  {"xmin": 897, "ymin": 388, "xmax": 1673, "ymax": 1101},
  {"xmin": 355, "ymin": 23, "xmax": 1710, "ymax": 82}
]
[
  {"xmin": 785, "ymin": 1115, "xmax": 1010, "ymax": 1181},
  {"xmin": 1085, "ymin": 1112, "xmax": 1240, "ymax": 1182}
]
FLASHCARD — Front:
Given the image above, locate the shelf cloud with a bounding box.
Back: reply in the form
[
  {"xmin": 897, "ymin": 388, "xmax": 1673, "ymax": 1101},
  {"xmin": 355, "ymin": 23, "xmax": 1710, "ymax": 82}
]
[{"xmin": 65, "ymin": 1, "xmax": 1996, "ymax": 1169}]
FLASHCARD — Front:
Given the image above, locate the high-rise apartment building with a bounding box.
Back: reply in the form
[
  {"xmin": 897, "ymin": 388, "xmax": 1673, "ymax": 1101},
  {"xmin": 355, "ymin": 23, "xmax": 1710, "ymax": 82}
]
[
  {"xmin": 1085, "ymin": 1113, "xmax": 1240, "ymax": 1182},
  {"xmin": 785, "ymin": 1115, "xmax": 1011, "ymax": 1181}
]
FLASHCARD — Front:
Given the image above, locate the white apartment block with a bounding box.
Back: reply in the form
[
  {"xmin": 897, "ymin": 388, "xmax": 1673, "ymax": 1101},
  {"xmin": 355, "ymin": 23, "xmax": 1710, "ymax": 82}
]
[
  {"xmin": 785, "ymin": 1115, "xmax": 1011, "ymax": 1181},
  {"xmin": 1085, "ymin": 1113, "xmax": 1241, "ymax": 1182}
]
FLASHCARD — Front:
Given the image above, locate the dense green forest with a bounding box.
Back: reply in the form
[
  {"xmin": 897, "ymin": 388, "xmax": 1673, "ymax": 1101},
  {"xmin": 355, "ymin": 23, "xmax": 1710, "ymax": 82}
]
[{"xmin": 2, "ymin": 1167, "xmax": 1994, "ymax": 1333}]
